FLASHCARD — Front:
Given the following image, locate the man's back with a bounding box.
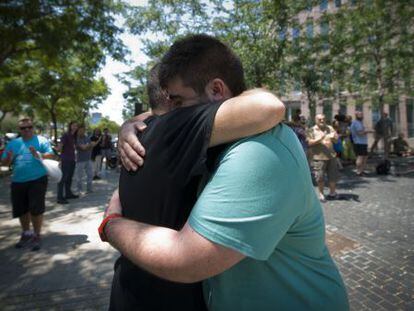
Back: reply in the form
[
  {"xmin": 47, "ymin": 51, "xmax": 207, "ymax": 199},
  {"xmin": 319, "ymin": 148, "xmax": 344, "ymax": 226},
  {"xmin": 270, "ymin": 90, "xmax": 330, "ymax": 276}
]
[
  {"xmin": 112, "ymin": 102, "xmax": 221, "ymax": 310},
  {"xmin": 189, "ymin": 124, "xmax": 348, "ymax": 310},
  {"xmin": 351, "ymin": 120, "xmax": 367, "ymax": 144}
]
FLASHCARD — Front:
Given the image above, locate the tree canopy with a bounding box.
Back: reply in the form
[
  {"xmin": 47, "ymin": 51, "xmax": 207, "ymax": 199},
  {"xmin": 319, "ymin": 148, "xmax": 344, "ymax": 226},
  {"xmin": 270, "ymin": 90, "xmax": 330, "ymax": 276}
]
[
  {"xmin": 0, "ymin": 0, "xmax": 127, "ymax": 140},
  {"xmin": 121, "ymin": 0, "xmax": 413, "ymax": 118}
]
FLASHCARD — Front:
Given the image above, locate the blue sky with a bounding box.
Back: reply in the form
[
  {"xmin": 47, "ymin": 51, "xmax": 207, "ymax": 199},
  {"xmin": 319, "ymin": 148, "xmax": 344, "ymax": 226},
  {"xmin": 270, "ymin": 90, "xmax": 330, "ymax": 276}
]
[{"xmin": 92, "ymin": 0, "xmax": 148, "ymax": 125}]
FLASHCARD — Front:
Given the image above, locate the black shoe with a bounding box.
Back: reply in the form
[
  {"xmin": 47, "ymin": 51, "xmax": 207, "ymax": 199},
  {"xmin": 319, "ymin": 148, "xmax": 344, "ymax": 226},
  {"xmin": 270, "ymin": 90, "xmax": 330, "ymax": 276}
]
[
  {"xmin": 57, "ymin": 199, "xmax": 69, "ymax": 204},
  {"xmin": 15, "ymin": 233, "xmax": 33, "ymax": 249},
  {"xmin": 66, "ymin": 194, "xmax": 79, "ymax": 199},
  {"xmin": 93, "ymin": 176, "xmax": 101, "ymax": 180},
  {"xmin": 31, "ymin": 235, "xmax": 41, "ymax": 251}
]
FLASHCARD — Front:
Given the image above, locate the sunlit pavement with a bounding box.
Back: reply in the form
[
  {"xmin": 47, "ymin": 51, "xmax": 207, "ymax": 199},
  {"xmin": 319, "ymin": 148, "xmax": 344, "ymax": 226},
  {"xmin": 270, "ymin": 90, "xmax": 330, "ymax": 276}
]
[
  {"xmin": 0, "ymin": 161, "xmax": 413, "ymax": 310},
  {"xmin": 0, "ymin": 169, "xmax": 119, "ymax": 310},
  {"xmin": 323, "ymin": 160, "xmax": 414, "ymax": 311}
]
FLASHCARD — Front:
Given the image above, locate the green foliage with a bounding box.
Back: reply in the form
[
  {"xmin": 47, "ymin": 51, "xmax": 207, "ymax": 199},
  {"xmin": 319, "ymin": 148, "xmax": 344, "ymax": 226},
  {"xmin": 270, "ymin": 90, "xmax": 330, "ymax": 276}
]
[
  {"xmin": 119, "ymin": 64, "xmax": 152, "ymax": 119},
  {"xmin": 329, "ymin": 0, "xmax": 414, "ymax": 108},
  {"xmin": 0, "ymin": 0, "xmax": 126, "ymax": 141},
  {"xmin": 121, "ymin": 0, "xmax": 413, "ymax": 119},
  {"xmin": 0, "ymin": 115, "xmax": 19, "ymax": 133},
  {"xmin": 90, "ymin": 117, "xmax": 120, "ymax": 134},
  {"xmin": 0, "ymin": 0, "xmax": 127, "ymax": 66}
]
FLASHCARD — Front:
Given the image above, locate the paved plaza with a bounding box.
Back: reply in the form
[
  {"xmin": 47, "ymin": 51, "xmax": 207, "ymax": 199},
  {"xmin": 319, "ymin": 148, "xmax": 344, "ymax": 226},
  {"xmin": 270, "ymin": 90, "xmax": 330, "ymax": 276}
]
[{"xmin": 0, "ymin": 163, "xmax": 413, "ymax": 310}]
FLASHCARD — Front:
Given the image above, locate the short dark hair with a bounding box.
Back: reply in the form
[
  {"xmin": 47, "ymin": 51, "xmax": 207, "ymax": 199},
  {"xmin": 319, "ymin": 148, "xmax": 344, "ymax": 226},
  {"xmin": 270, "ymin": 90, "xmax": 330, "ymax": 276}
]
[
  {"xmin": 159, "ymin": 34, "xmax": 246, "ymax": 96},
  {"xmin": 147, "ymin": 63, "xmax": 168, "ymax": 110}
]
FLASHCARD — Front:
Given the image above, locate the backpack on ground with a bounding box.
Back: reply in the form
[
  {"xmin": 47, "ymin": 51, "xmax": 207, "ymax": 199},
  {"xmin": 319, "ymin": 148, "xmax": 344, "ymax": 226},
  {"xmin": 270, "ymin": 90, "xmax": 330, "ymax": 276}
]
[{"xmin": 376, "ymin": 160, "xmax": 391, "ymax": 175}]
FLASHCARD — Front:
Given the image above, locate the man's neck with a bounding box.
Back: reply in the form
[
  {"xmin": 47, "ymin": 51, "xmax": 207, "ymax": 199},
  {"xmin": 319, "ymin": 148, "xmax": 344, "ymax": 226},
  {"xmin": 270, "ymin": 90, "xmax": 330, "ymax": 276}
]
[{"xmin": 22, "ymin": 134, "xmax": 34, "ymax": 141}]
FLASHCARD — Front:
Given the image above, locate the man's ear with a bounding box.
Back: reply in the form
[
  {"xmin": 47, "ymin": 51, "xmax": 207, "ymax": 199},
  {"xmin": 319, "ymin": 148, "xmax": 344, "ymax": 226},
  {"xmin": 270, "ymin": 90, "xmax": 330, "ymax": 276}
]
[{"xmin": 205, "ymin": 79, "xmax": 231, "ymax": 102}]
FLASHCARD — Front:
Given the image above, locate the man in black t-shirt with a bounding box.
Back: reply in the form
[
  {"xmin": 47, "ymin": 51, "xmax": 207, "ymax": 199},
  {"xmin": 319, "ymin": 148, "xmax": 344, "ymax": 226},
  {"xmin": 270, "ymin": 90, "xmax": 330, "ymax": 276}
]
[
  {"xmin": 111, "ymin": 66, "xmax": 221, "ymax": 309},
  {"xmin": 107, "ymin": 60, "xmax": 285, "ymax": 309}
]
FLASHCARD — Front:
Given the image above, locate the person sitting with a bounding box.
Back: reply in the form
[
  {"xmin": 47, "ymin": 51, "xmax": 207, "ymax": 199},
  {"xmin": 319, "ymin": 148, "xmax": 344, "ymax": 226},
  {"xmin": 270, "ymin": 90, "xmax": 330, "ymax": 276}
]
[{"xmin": 393, "ymin": 133, "xmax": 413, "ymax": 157}]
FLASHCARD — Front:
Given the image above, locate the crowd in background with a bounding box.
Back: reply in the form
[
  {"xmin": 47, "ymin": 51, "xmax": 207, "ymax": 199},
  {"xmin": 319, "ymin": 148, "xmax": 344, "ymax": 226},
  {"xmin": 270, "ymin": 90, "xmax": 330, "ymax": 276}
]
[
  {"xmin": 287, "ymin": 109, "xmax": 414, "ymax": 202},
  {"xmin": 0, "ymin": 117, "xmax": 118, "ymax": 251},
  {"xmin": 55, "ymin": 121, "xmax": 116, "ymax": 204}
]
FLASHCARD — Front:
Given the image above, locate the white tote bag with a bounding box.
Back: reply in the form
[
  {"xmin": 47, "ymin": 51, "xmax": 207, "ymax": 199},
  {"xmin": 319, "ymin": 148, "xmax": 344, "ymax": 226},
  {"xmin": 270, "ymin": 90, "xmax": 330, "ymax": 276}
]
[{"xmin": 37, "ymin": 152, "xmax": 62, "ymax": 183}]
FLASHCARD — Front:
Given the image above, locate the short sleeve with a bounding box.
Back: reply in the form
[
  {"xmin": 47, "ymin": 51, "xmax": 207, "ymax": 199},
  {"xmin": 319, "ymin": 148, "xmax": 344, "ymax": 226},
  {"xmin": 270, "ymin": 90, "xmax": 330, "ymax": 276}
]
[
  {"xmin": 40, "ymin": 137, "xmax": 53, "ymax": 154},
  {"xmin": 160, "ymin": 102, "xmax": 222, "ymax": 181},
  {"xmin": 1, "ymin": 141, "xmax": 13, "ymax": 160},
  {"xmin": 189, "ymin": 131, "xmax": 303, "ymax": 260}
]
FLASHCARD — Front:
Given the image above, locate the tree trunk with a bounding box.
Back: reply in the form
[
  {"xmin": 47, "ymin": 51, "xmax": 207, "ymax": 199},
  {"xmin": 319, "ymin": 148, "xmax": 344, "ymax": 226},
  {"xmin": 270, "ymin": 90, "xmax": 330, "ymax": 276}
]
[
  {"xmin": 306, "ymin": 89, "xmax": 316, "ymax": 124},
  {"xmin": 376, "ymin": 63, "xmax": 389, "ymax": 160},
  {"xmin": 48, "ymin": 101, "xmax": 58, "ymax": 145}
]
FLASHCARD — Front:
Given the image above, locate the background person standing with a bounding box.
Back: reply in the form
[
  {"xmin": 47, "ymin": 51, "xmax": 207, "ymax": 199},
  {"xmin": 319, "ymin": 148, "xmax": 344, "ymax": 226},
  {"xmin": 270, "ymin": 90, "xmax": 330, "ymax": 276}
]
[
  {"xmin": 57, "ymin": 121, "xmax": 79, "ymax": 204},
  {"xmin": 100, "ymin": 128, "xmax": 112, "ymax": 171},
  {"xmin": 350, "ymin": 111, "xmax": 374, "ymax": 176},
  {"xmin": 75, "ymin": 125, "xmax": 97, "ymax": 194},
  {"xmin": 90, "ymin": 128, "xmax": 102, "ymax": 180},
  {"xmin": 370, "ymin": 112, "xmax": 393, "ymax": 158},
  {"xmin": 1, "ymin": 118, "xmax": 54, "ymax": 251},
  {"xmin": 307, "ymin": 114, "xmax": 339, "ymax": 202}
]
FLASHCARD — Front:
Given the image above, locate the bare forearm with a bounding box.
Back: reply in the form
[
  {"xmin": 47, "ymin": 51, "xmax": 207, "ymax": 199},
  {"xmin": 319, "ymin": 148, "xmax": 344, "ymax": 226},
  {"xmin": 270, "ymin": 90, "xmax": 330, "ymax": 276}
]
[
  {"xmin": 308, "ymin": 137, "xmax": 323, "ymax": 146},
  {"xmin": 105, "ymin": 218, "xmax": 242, "ymax": 283},
  {"xmin": 210, "ymin": 89, "xmax": 285, "ymax": 147},
  {"xmin": 42, "ymin": 153, "xmax": 55, "ymax": 160},
  {"xmin": 106, "ymin": 218, "xmax": 192, "ymax": 282}
]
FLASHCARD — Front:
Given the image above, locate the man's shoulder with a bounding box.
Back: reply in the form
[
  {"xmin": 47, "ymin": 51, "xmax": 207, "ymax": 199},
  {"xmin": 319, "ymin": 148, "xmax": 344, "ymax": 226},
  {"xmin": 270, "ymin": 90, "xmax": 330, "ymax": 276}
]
[
  {"xmin": 351, "ymin": 120, "xmax": 359, "ymax": 127},
  {"xmin": 9, "ymin": 137, "xmax": 22, "ymax": 147},
  {"xmin": 35, "ymin": 135, "xmax": 48, "ymax": 142},
  {"xmin": 222, "ymin": 124, "xmax": 296, "ymax": 156}
]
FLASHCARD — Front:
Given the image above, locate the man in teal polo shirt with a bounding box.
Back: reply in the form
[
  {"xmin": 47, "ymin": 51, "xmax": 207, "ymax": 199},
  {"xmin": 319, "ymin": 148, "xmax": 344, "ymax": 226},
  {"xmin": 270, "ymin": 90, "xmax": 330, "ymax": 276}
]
[
  {"xmin": 103, "ymin": 34, "xmax": 349, "ymax": 310},
  {"xmin": 1, "ymin": 117, "xmax": 54, "ymax": 251},
  {"xmin": 189, "ymin": 125, "xmax": 348, "ymax": 310}
]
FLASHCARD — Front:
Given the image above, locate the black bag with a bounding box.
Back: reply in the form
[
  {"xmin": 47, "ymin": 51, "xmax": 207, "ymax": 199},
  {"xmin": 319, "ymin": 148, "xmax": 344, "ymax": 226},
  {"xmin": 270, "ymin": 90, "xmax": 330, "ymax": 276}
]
[{"xmin": 376, "ymin": 160, "xmax": 391, "ymax": 175}]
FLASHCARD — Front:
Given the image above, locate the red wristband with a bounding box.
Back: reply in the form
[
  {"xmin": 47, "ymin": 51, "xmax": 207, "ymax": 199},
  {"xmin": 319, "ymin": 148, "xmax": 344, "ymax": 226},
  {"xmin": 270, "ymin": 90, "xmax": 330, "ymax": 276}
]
[{"xmin": 98, "ymin": 213, "xmax": 122, "ymax": 242}]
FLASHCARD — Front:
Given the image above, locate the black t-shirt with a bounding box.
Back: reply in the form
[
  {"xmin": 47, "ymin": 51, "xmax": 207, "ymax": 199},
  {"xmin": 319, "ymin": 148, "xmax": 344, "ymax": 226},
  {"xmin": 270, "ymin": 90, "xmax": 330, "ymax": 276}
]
[
  {"xmin": 90, "ymin": 135, "xmax": 101, "ymax": 159},
  {"xmin": 110, "ymin": 102, "xmax": 222, "ymax": 311}
]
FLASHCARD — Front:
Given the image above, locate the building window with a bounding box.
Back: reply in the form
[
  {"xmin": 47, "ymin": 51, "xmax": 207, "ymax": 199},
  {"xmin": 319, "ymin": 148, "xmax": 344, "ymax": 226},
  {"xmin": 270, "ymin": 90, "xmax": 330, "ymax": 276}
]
[
  {"xmin": 306, "ymin": 21, "xmax": 314, "ymax": 38},
  {"xmin": 335, "ymin": 0, "xmax": 341, "ymax": 7},
  {"xmin": 407, "ymin": 99, "xmax": 414, "ymax": 137},
  {"xmin": 339, "ymin": 99, "xmax": 347, "ymax": 115},
  {"xmin": 306, "ymin": 0, "xmax": 313, "ymax": 11},
  {"xmin": 320, "ymin": 21, "xmax": 329, "ymax": 36},
  {"xmin": 322, "ymin": 70, "xmax": 331, "ymax": 91},
  {"xmin": 320, "ymin": 20, "xmax": 329, "ymax": 49},
  {"xmin": 372, "ymin": 105, "xmax": 380, "ymax": 125},
  {"xmin": 389, "ymin": 103, "xmax": 399, "ymax": 134},
  {"xmin": 353, "ymin": 66, "xmax": 360, "ymax": 82},
  {"xmin": 355, "ymin": 100, "xmax": 363, "ymax": 113},
  {"xmin": 320, "ymin": 0, "xmax": 328, "ymax": 11},
  {"xmin": 292, "ymin": 27, "xmax": 300, "ymax": 40},
  {"xmin": 294, "ymin": 80, "xmax": 301, "ymax": 93},
  {"xmin": 279, "ymin": 72, "xmax": 286, "ymax": 96},
  {"xmin": 323, "ymin": 100, "xmax": 333, "ymax": 123}
]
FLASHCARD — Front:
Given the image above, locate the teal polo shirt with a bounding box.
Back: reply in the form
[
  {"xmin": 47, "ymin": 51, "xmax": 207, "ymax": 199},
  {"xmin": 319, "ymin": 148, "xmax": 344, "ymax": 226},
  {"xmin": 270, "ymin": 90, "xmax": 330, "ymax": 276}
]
[
  {"xmin": 189, "ymin": 124, "xmax": 349, "ymax": 311},
  {"xmin": 2, "ymin": 135, "xmax": 52, "ymax": 182}
]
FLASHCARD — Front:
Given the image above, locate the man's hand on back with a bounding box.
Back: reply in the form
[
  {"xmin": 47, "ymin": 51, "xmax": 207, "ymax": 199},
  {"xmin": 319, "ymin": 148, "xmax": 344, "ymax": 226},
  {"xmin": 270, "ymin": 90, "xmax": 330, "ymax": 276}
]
[{"xmin": 118, "ymin": 117, "xmax": 149, "ymax": 171}]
